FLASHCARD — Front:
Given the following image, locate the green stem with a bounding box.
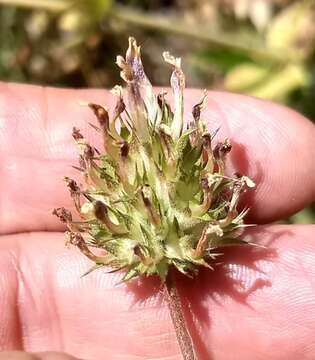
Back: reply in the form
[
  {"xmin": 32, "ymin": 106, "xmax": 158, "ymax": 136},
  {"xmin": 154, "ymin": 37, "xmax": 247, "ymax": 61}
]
[
  {"xmin": 0, "ymin": 0, "xmax": 70, "ymax": 11},
  {"xmin": 0, "ymin": 1, "xmax": 296, "ymax": 65},
  {"xmin": 165, "ymin": 271, "xmax": 196, "ymax": 360},
  {"xmin": 111, "ymin": 6, "xmax": 294, "ymax": 65}
]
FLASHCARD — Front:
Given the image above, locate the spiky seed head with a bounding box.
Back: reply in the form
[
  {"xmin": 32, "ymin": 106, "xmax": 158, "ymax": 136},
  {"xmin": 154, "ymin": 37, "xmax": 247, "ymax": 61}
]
[{"xmin": 54, "ymin": 37, "xmax": 255, "ymax": 282}]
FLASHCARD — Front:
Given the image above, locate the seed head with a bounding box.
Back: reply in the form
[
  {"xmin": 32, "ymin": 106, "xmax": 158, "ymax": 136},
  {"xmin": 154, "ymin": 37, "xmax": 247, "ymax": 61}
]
[{"xmin": 54, "ymin": 37, "xmax": 255, "ymax": 281}]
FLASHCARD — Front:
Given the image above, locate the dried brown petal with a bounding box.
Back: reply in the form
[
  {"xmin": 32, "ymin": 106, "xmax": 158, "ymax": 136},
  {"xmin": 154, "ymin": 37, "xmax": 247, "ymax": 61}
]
[
  {"xmin": 88, "ymin": 103, "xmax": 109, "ymax": 129},
  {"xmin": 52, "ymin": 207, "xmax": 72, "ymax": 223},
  {"xmin": 163, "ymin": 51, "xmax": 185, "ymax": 139},
  {"xmin": 116, "ymin": 37, "xmax": 159, "ymax": 139},
  {"xmin": 192, "ymin": 90, "xmax": 208, "ymax": 123},
  {"xmin": 72, "ymin": 127, "xmax": 84, "ymax": 141}
]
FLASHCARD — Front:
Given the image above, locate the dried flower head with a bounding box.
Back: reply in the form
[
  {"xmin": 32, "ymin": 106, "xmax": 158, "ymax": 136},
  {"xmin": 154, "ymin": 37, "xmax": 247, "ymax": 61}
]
[{"xmin": 54, "ymin": 37, "xmax": 255, "ymax": 282}]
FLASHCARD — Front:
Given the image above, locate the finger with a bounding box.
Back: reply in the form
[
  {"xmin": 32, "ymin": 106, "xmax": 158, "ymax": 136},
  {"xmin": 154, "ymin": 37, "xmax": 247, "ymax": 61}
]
[
  {"xmin": 0, "ymin": 352, "xmax": 81, "ymax": 360},
  {"xmin": 1, "ymin": 83, "xmax": 315, "ymax": 234},
  {"xmin": 1, "ymin": 225, "xmax": 315, "ymax": 359}
]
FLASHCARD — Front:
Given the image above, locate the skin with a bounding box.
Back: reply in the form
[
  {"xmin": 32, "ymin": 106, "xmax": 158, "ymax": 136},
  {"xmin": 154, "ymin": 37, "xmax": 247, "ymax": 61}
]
[{"xmin": 0, "ymin": 82, "xmax": 315, "ymax": 360}]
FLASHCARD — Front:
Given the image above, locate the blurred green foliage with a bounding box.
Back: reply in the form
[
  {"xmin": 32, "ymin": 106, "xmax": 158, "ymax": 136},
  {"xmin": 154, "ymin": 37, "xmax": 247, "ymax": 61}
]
[{"xmin": 0, "ymin": 0, "xmax": 314, "ymax": 223}]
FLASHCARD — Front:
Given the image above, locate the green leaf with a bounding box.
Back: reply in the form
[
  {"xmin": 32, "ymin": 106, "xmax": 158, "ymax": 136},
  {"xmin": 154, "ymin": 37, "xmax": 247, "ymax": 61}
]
[
  {"xmin": 198, "ymin": 48, "xmax": 255, "ymax": 72},
  {"xmin": 266, "ymin": 1, "xmax": 313, "ymax": 58},
  {"xmin": 78, "ymin": 0, "xmax": 112, "ymax": 22},
  {"xmin": 122, "ymin": 262, "xmax": 142, "ymax": 282},
  {"xmin": 99, "ymin": 156, "xmax": 117, "ymax": 181},
  {"xmin": 225, "ymin": 63, "xmax": 308, "ymax": 101},
  {"xmin": 224, "ymin": 63, "xmax": 271, "ymax": 92},
  {"xmin": 248, "ymin": 64, "xmax": 308, "ymax": 101},
  {"xmin": 81, "ymin": 263, "xmax": 105, "ymax": 277},
  {"xmin": 155, "ymin": 259, "xmax": 169, "ymax": 282},
  {"xmin": 175, "ymin": 128, "xmax": 196, "ymax": 156}
]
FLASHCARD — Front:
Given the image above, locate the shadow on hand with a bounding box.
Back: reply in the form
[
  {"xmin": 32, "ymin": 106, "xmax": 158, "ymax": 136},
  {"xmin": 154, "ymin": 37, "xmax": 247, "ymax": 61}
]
[{"xmin": 126, "ymin": 226, "xmax": 291, "ymax": 360}]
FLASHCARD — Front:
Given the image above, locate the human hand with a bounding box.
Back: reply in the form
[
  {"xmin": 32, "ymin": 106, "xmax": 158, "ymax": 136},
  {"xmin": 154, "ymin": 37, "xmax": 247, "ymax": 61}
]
[{"xmin": 1, "ymin": 83, "xmax": 315, "ymax": 360}]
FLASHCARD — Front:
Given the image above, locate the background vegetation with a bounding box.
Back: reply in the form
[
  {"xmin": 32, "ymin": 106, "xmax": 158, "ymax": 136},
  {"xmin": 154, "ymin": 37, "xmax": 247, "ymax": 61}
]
[{"xmin": 0, "ymin": 0, "xmax": 314, "ymax": 223}]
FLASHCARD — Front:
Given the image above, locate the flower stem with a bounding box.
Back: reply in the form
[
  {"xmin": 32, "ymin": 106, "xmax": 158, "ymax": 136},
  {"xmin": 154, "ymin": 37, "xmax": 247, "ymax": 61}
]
[
  {"xmin": 165, "ymin": 271, "xmax": 196, "ymax": 360},
  {"xmin": 0, "ymin": 0, "xmax": 70, "ymax": 11},
  {"xmin": 111, "ymin": 6, "xmax": 294, "ymax": 65}
]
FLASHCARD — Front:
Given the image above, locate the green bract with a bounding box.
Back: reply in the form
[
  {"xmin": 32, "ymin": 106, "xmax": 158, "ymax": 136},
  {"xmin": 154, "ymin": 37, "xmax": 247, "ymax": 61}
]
[{"xmin": 53, "ymin": 37, "xmax": 255, "ymax": 281}]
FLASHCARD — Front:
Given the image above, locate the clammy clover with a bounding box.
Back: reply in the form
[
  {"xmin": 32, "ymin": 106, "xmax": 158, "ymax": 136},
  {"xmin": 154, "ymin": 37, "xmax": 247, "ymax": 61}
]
[{"xmin": 53, "ymin": 37, "xmax": 255, "ymax": 360}]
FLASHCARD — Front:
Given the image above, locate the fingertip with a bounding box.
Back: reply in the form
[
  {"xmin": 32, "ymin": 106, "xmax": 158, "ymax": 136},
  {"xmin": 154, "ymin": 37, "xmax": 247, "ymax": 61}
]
[{"xmin": 201, "ymin": 91, "xmax": 315, "ymax": 222}]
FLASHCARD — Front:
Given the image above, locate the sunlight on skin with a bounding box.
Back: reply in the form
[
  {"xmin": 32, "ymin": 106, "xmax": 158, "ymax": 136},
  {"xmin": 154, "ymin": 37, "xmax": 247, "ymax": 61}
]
[
  {"xmin": 1, "ymin": 84, "xmax": 315, "ymax": 234},
  {"xmin": 1, "ymin": 227, "xmax": 315, "ymax": 359},
  {"xmin": 1, "ymin": 83, "xmax": 315, "ymax": 359},
  {"xmin": 0, "ymin": 352, "xmax": 82, "ymax": 359},
  {"xmin": 0, "ymin": 352, "xmax": 81, "ymax": 359}
]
